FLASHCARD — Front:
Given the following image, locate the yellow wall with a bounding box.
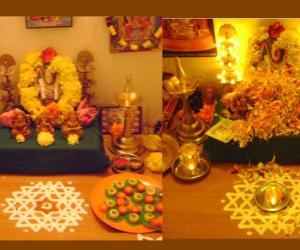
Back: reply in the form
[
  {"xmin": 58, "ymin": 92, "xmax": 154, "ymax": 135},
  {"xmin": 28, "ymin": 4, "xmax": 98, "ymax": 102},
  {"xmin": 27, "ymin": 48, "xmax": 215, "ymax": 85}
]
[
  {"xmin": 0, "ymin": 16, "xmax": 162, "ymax": 127},
  {"xmin": 163, "ymin": 18, "xmax": 300, "ymax": 92}
]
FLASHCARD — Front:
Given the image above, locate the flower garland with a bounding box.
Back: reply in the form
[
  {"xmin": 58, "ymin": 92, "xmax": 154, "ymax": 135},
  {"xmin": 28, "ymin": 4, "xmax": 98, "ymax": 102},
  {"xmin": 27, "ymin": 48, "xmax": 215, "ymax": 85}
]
[
  {"xmin": 219, "ymin": 22, "xmax": 300, "ymax": 148},
  {"xmin": 18, "ymin": 48, "xmax": 81, "ymax": 122},
  {"xmin": 247, "ymin": 22, "xmax": 300, "ymax": 78}
]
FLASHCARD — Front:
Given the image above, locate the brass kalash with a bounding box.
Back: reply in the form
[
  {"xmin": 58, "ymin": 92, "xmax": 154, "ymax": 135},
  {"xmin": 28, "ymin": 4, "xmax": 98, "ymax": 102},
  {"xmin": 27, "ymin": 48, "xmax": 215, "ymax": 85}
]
[
  {"xmin": 164, "ymin": 57, "xmax": 206, "ymax": 144},
  {"xmin": 109, "ymin": 76, "xmax": 143, "ymax": 155}
]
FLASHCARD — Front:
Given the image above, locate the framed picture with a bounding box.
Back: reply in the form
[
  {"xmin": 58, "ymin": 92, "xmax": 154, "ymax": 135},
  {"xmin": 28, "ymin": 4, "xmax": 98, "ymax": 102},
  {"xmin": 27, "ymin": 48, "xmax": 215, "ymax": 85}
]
[
  {"xmin": 25, "ymin": 16, "xmax": 73, "ymax": 28},
  {"xmin": 105, "ymin": 16, "xmax": 162, "ymax": 53},
  {"xmin": 99, "ymin": 106, "xmax": 142, "ymax": 134},
  {"xmin": 163, "ymin": 18, "xmax": 217, "ymax": 57}
]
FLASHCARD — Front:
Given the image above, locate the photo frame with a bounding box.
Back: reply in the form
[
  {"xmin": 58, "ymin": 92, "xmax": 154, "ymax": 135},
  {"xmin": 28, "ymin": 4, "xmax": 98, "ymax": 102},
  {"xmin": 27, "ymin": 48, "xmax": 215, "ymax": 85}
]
[
  {"xmin": 25, "ymin": 16, "xmax": 73, "ymax": 28},
  {"xmin": 99, "ymin": 106, "xmax": 142, "ymax": 134},
  {"xmin": 163, "ymin": 18, "xmax": 217, "ymax": 57},
  {"xmin": 105, "ymin": 16, "xmax": 162, "ymax": 53}
]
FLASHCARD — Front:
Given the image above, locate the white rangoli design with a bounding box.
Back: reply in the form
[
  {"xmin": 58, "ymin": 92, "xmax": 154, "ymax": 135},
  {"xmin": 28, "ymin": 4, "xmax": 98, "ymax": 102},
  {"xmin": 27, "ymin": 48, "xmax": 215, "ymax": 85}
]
[
  {"xmin": 137, "ymin": 234, "xmax": 163, "ymax": 241},
  {"xmin": 2, "ymin": 181, "xmax": 88, "ymax": 233}
]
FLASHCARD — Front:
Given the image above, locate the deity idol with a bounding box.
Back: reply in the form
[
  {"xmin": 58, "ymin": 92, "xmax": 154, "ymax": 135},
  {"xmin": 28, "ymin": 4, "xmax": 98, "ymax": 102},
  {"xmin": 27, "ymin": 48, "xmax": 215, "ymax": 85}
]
[
  {"xmin": 11, "ymin": 111, "xmax": 31, "ymax": 143},
  {"xmin": 35, "ymin": 66, "xmax": 60, "ymax": 106}
]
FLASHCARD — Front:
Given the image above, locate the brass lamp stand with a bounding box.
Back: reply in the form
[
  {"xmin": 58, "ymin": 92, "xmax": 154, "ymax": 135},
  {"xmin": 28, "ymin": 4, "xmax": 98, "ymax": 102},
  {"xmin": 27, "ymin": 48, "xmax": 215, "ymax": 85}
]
[
  {"xmin": 164, "ymin": 57, "xmax": 206, "ymax": 144},
  {"xmin": 109, "ymin": 76, "xmax": 143, "ymax": 155}
]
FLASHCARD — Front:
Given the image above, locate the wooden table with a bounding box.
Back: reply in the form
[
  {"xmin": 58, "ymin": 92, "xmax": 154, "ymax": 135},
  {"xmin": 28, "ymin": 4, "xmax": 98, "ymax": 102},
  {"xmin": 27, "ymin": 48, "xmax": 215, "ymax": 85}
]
[
  {"xmin": 0, "ymin": 135, "xmax": 162, "ymax": 240},
  {"xmin": 164, "ymin": 163, "xmax": 300, "ymax": 239}
]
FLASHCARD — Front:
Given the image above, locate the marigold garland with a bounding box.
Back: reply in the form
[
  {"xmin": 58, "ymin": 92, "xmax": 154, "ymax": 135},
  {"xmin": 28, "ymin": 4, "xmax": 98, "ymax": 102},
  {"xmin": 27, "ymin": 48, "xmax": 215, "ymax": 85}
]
[
  {"xmin": 220, "ymin": 23, "xmax": 300, "ymax": 147},
  {"xmin": 18, "ymin": 50, "xmax": 81, "ymax": 122}
]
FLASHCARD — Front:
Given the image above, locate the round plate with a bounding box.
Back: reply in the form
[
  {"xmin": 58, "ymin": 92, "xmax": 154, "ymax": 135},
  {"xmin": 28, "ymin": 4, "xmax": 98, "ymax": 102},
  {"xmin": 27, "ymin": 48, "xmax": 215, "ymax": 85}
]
[
  {"xmin": 162, "ymin": 133, "xmax": 179, "ymax": 172},
  {"xmin": 172, "ymin": 156, "xmax": 211, "ymax": 181},
  {"xmin": 90, "ymin": 173, "xmax": 162, "ymax": 234},
  {"xmin": 255, "ymin": 182, "xmax": 290, "ymax": 212}
]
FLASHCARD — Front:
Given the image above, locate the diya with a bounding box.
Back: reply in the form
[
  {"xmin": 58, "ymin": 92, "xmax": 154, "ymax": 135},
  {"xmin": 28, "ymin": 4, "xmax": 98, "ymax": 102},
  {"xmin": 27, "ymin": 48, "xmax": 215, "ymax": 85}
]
[
  {"xmin": 172, "ymin": 142, "xmax": 211, "ymax": 181},
  {"xmin": 255, "ymin": 182, "xmax": 290, "ymax": 212},
  {"xmin": 164, "ymin": 57, "xmax": 206, "ymax": 144},
  {"xmin": 109, "ymin": 75, "xmax": 143, "ymax": 155}
]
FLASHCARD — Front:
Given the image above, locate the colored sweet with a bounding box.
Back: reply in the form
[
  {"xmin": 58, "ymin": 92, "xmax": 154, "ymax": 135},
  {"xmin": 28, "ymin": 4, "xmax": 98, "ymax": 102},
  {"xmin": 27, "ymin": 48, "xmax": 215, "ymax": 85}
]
[
  {"xmin": 128, "ymin": 213, "xmax": 139, "ymax": 224},
  {"xmin": 114, "ymin": 181, "xmax": 125, "ymax": 190},
  {"xmin": 144, "ymin": 204, "xmax": 155, "ymax": 213},
  {"xmin": 146, "ymin": 187, "xmax": 156, "ymax": 196},
  {"xmin": 144, "ymin": 212, "xmax": 155, "ymax": 222},
  {"xmin": 128, "ymin": 178, "xmax": 138, "ymax": 186},
  {"xmin": 106, "ymin": 188, "xmax": 117, "ymax": 197},
  {"xmin": 133, "ymin": 193, "xmax": 144, "ymax": 203},
  {"xmin": 105, "ymin": 199, "xmax": 116, "ymax": 208},
  {"xmin": 108, "ymin": 209, "xmax": 120, "ymax": 220},
  {"xmin": 144, "ymin": 195, "xmax": 154, "ymax": 204}
]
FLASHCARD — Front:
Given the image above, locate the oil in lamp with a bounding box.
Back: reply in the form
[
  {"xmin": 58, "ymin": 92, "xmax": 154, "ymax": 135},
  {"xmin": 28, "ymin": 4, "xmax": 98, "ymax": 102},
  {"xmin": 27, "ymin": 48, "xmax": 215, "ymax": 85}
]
[
  {"xmin": 172, "ymin": 142, "xmax": 211, "ymax": 181},
  {"xmin": 109, "ymin": 75, "xmax": 144, "ymax": 155},
  {"xmin": 164, "ymin": 57, "xmax": 206, "ymax": 144}
]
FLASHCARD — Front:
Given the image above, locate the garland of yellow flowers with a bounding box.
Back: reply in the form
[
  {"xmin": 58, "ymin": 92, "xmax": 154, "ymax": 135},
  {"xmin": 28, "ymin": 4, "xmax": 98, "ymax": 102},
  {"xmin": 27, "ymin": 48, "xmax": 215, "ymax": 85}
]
[{"xmin": 18, "ymin": 51, "xmax": 81, "ymax": 122}]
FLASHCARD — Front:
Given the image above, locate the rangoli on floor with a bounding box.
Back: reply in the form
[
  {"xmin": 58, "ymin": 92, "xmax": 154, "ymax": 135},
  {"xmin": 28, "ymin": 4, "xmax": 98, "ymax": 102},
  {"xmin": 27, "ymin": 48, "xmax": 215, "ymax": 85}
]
[
  {"xmin": 1, "ymin": 181, "xmax": 88, "ymax": 233},
  {"xmin": 137, "ymin": 234, "xmax": 163, "ymax": 241},
  {"xmin": 222, "ymin": 161, "xmax": 300, "ymax": 236}
]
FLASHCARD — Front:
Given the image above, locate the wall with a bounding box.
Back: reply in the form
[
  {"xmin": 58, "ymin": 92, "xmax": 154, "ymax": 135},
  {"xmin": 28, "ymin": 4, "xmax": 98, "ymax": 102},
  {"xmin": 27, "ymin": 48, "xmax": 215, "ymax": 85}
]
[
  {"xmin": 163, "ymin": 18, "xmax": 300, "ymax": 92},
  {"xmin": 0, "ymin": 16, "xmax": 162, "ymax": 126}
]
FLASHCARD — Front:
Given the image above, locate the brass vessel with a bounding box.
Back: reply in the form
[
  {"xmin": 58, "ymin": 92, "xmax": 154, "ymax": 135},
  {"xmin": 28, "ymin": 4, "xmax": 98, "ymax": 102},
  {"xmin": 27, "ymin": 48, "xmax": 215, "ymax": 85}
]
[
  {"xmin": 110, "ymin": 76, "xmax": 143, "ymax": 155},
  {"xmin": 172, "ymin": 143, "xmax": 211, "ymax": 181},
  {"xmin": 164, "ymin": 58, "xmax": 206, "ymax": 144},
  {"xmin": 255, "ymin": 182, "xmax": 290, "ymax": 212}
]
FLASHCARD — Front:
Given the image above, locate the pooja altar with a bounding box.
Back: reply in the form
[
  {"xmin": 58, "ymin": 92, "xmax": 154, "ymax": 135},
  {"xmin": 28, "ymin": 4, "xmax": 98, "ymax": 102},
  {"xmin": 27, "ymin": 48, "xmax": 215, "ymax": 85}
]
[
  {"xmin": 163, "ymin": 18, "xmax": 300, "ymax": 239},
  {"xmin": 0, "ymin": 16, "xmax": 162, "ymax": 240}
]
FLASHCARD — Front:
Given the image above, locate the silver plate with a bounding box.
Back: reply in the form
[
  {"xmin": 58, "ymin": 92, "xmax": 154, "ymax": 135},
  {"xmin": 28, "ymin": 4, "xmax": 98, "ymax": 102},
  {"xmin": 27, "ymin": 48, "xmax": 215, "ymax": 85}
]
[{"xmin": 111, "ymin": 153, "xmax": 144, "ymax": 173}]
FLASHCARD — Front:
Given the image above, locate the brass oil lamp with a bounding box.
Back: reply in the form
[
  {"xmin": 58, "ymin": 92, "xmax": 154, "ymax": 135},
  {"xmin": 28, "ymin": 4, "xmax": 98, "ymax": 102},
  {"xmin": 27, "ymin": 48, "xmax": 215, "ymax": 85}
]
[
  {"xmin": 255, "ymin": 182, "xmax": 290, "ymax": 212},
  {"xmin": 172, "ymin": 142, "xmax": 211, "ymax": 181},
  {"xmin": 109, "ymin": 76, "xmax": 143, "ymax": 155},
  {"xmin": 164, "ymin": 57, "xmax": 206, "ymax": 144}
]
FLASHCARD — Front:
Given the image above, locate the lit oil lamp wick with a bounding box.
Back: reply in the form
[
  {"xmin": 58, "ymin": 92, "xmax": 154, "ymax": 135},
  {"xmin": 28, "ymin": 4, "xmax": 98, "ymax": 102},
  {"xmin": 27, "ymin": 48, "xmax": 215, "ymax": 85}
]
[{"xmin": 264, "ymin": 186, "xmax": 283, "ymax": 206}]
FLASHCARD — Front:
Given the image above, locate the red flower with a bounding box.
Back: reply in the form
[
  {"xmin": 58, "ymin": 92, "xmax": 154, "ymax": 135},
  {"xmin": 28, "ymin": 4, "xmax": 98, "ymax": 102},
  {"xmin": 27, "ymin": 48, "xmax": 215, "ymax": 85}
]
[
  {"xmin": 268, "ymin": 22, "xmax": 285, "ymax": 39},
  {"xmin": 41, "ymin": 47, "xmax": 58, "ymax": 64},
  {"xmin": 29, "ymin": 16, "xmax": 41, "ymax": 21},
  {"xmin": 45, "ymin": 102, "xmax": 61, "ymax": 118}
]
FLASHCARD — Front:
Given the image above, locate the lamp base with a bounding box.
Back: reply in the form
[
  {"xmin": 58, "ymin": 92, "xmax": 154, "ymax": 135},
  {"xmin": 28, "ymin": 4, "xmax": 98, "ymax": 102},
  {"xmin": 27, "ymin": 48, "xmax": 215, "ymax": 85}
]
[
  {"xmin": 176, "ymin": 120, "xmax": 207, "ymax": 144},
  {"xmin": 110, "ymin": 135, "xmax": 144, "ymax": 155},
  {"xmin": 172, "ymin": 156, "xmax": 211, "ymax": 181}
]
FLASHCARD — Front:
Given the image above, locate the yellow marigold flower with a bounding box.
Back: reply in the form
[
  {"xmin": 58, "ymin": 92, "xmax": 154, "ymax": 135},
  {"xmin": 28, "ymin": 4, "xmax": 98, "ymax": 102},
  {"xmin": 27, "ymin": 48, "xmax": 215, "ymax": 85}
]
[
  {"xmin": 67, "ymin": 134, "xmax": 79, "ymax": 145},
  {"xmin": 16, "ymin": 134, "xmax": 25, "ymax": 143},
  {"xmin": 18, "ymin": 50, "xmax": 82, "ymax": 123},
  {"xmin": 37, "ymin": 132, "xmax": 55, "ymax": 147}
]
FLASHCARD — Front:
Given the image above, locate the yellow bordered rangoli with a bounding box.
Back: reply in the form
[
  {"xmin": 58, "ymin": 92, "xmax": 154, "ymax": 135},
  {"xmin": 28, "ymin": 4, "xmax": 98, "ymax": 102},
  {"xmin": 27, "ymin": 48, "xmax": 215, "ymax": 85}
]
[{"xmin": 222, "ymin": 161, "xmax": 300, "ymax": 236}]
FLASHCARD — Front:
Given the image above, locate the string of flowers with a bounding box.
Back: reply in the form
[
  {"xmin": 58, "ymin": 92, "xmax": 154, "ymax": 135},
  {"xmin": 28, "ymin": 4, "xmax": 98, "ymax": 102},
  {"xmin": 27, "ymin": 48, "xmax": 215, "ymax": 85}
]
[
  {"xmin": 221, "ymin": 22, "xmax": 300, "ymax": 147},
  {"xmin": 246, "ymin": 22, "xmax": 300, "ymax": 78},
  {"xmin": 216, "ymin": 35, "xmax": 242, "ymax": 84},
  {"xmin": 18, "ymin": 48, "xmax": 81, "ymax": 122}
]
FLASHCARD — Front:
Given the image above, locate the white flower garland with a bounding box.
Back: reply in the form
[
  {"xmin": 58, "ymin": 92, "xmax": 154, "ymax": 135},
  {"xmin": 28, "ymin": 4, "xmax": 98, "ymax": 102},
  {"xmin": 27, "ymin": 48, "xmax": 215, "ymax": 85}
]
[{"xmin": 247, "ymin": 25, "xmax": 300, "ymax": 78}]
